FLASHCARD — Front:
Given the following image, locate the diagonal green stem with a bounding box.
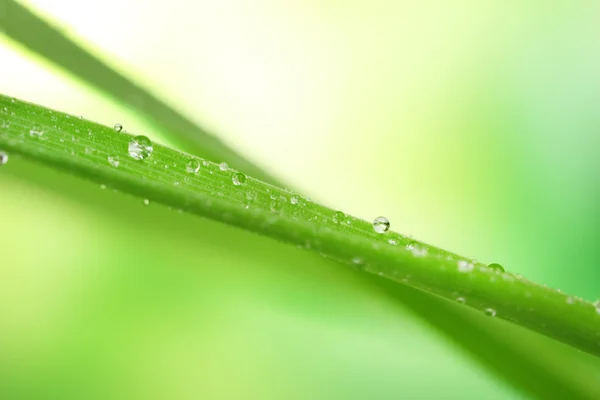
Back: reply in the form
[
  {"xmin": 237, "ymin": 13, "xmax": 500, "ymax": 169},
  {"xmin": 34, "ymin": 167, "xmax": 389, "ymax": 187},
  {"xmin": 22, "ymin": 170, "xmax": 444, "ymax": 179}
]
[{"xmin": 2, "ymin": 95, "xmax": 599, "ymax": 360}]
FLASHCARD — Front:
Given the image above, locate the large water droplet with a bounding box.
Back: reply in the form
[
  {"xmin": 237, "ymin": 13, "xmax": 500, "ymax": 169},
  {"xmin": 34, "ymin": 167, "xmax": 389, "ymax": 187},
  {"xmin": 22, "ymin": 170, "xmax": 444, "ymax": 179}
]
[
  {"xmin": 29, "ymin": 124, "xmax": 44, "ymax": 137},
  {"xmin": 232, "ymin": 172, "xmax": 246, "ymax": 186},
  {"xmin": 114, "ymin": 123, "xmax": 123, "ymax": 132},
  {"xmin": 372, "ymin": 216, "xmax": 390, "ymax": 233},
  {"xmin": 0, "ymin": 151, "xmax": 8, "ymax": 165},
  {"xmin": 484, "ymin": 308, "xmax": 496, "ymax": 317},
  {"xmin": 333, "ymin": 211, "xmax": 345, "ymax": 223},
  {"xmin": 458, "ymin": 260, "xmax": 474, "ymax": 273},
  {"xmin": 219, "ymin": 162, "xmax": 228, "ymax": 171},
  {"xmin": 108, "ymin": 155, "xmax": 120, "ymax": 167},
  {"xmin": 488, "ymin": 263, "xmax": 505, "ymax": 272},
  {"xmin": 128, "ymin": 135, "xmax": 153, "ymax": 160},
  {"xmin": 186, "ymin": 158, "xmax": 200, "ymax": 173}
]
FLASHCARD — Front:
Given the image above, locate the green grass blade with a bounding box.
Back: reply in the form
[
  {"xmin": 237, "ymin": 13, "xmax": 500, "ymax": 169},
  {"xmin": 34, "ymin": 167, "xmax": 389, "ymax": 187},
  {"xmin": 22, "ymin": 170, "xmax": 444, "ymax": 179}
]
[
  {"xmin": 2, "ymin": 94, "xmax": 599, "ymax": 360},
  {"xmin": 0, "ymin": 0, "xmax": 278, "ymax": 184}
]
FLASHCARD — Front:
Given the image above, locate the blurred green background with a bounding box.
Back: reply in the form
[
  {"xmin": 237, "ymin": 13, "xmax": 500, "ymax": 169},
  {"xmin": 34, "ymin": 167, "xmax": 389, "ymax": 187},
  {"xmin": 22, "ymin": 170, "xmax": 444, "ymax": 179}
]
[{"xmin": 1, "ymin": 0, "xmax": 600, "ymax": 398}]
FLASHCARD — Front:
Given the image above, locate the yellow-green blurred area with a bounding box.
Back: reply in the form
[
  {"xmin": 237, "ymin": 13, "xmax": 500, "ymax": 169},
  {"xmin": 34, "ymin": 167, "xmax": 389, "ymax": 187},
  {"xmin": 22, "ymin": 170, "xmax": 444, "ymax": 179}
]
[{"xmin": 1, "ymin": 0, "xmax": 600, "ymax": 398}]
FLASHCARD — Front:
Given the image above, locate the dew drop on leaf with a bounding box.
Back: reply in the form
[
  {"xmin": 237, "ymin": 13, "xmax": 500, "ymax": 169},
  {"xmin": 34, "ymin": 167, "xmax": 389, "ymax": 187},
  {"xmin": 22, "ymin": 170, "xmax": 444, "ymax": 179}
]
[
  {"xmin": 488, "ymin": 263, "xmax": 505, "ymax": 272},
  {"xmin": 143, "ymin": 199, "xmax": 150, "ymax": 206},
  {"xmin": 0, "ymin": 151, "xmax": 7, "ymax": 165},
  {"xmin": 186, "ymin": 158, "xmax": 200, "ymax": 173},
  {"xmin": 458, "ymin": 260, "xmax": 474, "ymax": 273},
  {"xmin": 456, "ymin": 297, "xmax": 466, "ymax": 304},
  {"xmin": 128, "ymin": 135, "xmax": 153, "ymax": 160},
  {"xmin": 270, "ymin": 199, "xmax": 283, "ymax": 214},
  {"xmin": 333, "ymin": 211, "xmax": 345, "ymax": 223},
  {"xmin": 372, "ymin": 216, "xmax": 390, "ymax": 233},
  {"xmin": 114, "ymin": 123, "xmax": 123, "ymax": 132},
  {"xmin": 566, "ymin": 297, "xmax": 575, "ymax": 305},
  {"xmin": 29, "ymin": 124, "xmax": 44, "ymax": 137},
  {"xmin": 108, "ymin": 155, "xmax": 120, "ymax": 167},
  {"xmin": 290, "ymin": 195, "xmax": 299, "ymax": 205},
  {"xmin": 595, "ymin": 300, "xmax": 600, "ymax": 314},
  {"xmin": 484, "ymin": 308, "xmax": 496, "ymax": 317},
  {"xmin": 232, "ymin": 172, "xmax": 246, "ymax": 186},
  {"xmin": 219, "ymin": 162, "xmax": 228, "ymax": 171}
]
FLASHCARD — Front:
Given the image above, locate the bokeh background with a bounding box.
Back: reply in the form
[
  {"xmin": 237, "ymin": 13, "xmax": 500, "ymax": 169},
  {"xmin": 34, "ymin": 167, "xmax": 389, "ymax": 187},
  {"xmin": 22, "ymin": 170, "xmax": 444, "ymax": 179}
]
[{"xmin": 1, "ymin": 0, "xmax": 600, "ymax": 398}]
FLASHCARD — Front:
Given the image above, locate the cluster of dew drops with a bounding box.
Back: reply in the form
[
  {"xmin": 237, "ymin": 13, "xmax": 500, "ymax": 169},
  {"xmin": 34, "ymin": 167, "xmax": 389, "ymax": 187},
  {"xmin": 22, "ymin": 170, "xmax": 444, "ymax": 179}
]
[
  {"xmin": 107, "ymin": 124, "xmax": 250, "ymax": 205},
  {"xmin": 5, "ymin": 119, "xmax": 600, "ymax": 319},
  {"xmin": 363, "ymin": 215, "xmax": 600, "ymax": 317}
]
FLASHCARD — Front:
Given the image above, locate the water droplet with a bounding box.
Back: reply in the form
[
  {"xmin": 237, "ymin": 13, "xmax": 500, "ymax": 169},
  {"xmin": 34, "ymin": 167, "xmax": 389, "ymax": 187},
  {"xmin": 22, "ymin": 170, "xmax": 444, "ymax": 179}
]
[
  {"xmin": 232, "ymin": 172, "xmax": 246, "ymax": 186},
  {"xmin": 290, "ymin": 195, "xmax": 299, "ymax": 205},
  {"xmin": 128, "ymin": 135, "xmax": 153, "ymax": 160},
  {"xmin": 352, "ymin": 257, "xmax": 364, "ymax": 265},
  {"xmin": 0, "ymin": 151, "xmax": 8, "ymax": 165},
  {"xmin": 186, "ymin": 158, "xmax": 200, "ymax": 173},
  {"xmin": 100, "ymin": 184, "xmax": 107, "ymax": 190},
  {"xmin": 270, "ymin": 199, "xmax": 283, "ymax": 214},
  {"xmin": 114, "ymin": 123, "xmax": 123, "ymax": 132},
  {"xmin": 372, "ymin": 216, "xmax": 390, "ymax": 234},
  {"xmin": 484, "ymin": 308, "xmax": 496, "ymax": 317},
  {"xmin": 388, "ymin": 239, "xmax": 398, "ymax": 245},
  {"xmin": 143, "ymin": 199, "xmax": 150, "ymax": 206},
  {"xmin": 566, "ymin": 297, "xmax": 575, "ymax": 305},
  {"xmin": 108, "ymin": 155, "xmax": 120, "ymax": 167},
  {"xmin": 456, "ymin": 297, "xmax": 466, "ymax": 304},
  {"xmin": 488, "ymin": 263, "xmax": 505, "ymax": 272},
  {"xmin": 333, "ymin": 211, "xmax": 345, "ymax": 223},
  {"xmin": 458, "ymin": 260, "xmax": 474, "ymax": 273},
  {"xmin": 219, "ymin": 162, "xmax": 228, "ymax": 171},
  {"xmin": 29, "ymin": 124, "xmax": 44, "ymax": 137},
  {"xmin": 595, "ymin": 300, "xmax": 600, "ymax": 314}
]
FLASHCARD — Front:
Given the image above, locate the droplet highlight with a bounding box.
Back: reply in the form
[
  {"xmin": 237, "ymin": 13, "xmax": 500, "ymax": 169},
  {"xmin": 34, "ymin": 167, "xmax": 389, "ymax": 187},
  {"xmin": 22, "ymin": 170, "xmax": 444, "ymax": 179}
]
[
  {"xmin": 186, "ymin": 158, "xmax": 200, "ymax": 173},
  {"xmin": 128, "ymin": 135, "xmax": 153, "ymax": 160},
  {"xmin": 270, "ymin": 199, "xmax": 283, "ymax": 214},
  {"xmin": 143, "ymin": 199, "xmax": 150, "ymax": 206},
  {"xmin": 0, "ymin": 151, "xmax": 8, "ymax": 165},
  {"xmin": 232, "ymin": 172, "xmax": 246, "ymax": 186},
  {"xmin": 114, "ymin": 123, "xmax": 123, "ymax": 132},
  {"xmin": 29, "ymin": 124, "xmax": 44, "ymax": 137},
  {"xmin": 372, "ymin": 216, "xmax": 390, "ymax": 234},
  {"xmin": 484, "ymin": 308, "xmax": 496, "ymax": 317},
  {"xmin": 290, "ymin": 195, "xmax": 299, "ymax": 205},
  {"xmin": 108, "ymin": 155, "xmax": 120, "ymax": 167},
  {"xmin": 595, "ymin": 300, "xmax": 600, "ymax": 315},
  {"xmin": 458, "ymin": 260, "xmax": 474, "ymax": 273},
  {"xmin": 333, "ymin": 211, "xmax": 345, "ymax": 224},
  {"xmin": 219, "ymin": 162, "xmax": 228, "ymax": 171}
]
